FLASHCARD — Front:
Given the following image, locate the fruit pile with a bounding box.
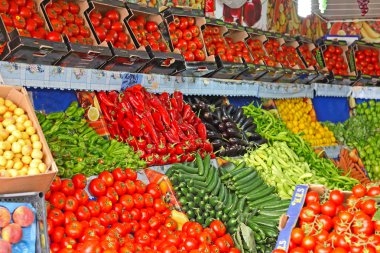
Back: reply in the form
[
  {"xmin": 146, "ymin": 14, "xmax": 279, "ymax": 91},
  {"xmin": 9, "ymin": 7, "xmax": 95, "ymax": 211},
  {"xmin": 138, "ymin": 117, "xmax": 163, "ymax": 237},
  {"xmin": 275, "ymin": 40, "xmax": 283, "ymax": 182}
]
[
  {"xmin": 96, "ymin": 85, "xmax": 213, "ymax": 166},
  {"xmin": 89, "ymin": 8, "xmax": 135, "ymax": 49},
  {"xmin": 0, "ymin": 97, "xmax": 47, "ymax": 177},
  {"xmin": 0, "ymin": 205, "xmax": 35, "ymax": 250},
  {"xmin": 276, "ymin": 98, "xmax": 337, "ymax": 147},
  {"xmin": 128, "ymin": 15, "xmax": 168, "ymax": 52},
  {"xmin": 45, "ymin": 0, "xmax": 93, "ymax": 44},
  {"xmin": 168, "ymin": 16, "xmax": 206, "ymax": 61},
  {"xmin": 246, "ymin": 39, "xmax": 271, "ymax": 65},
  {"xmin": 203, "ymin": 25, "xmax": 241, "ymax": 63},
  {"xmin": 298, "ymin": 44, "xmax": 318, "ymax": 68},
  {"xmin": 281, "ymin": 45, "xmax": 305, "ymax": 69},
  {"xmin": 0, "ymin": 0, "xmax": 57, "ymax": 41},
  {"xmin": 275, "ymin": 184, "xmax": 380, "ymax": 253},
  {"xmin": 264, "ymin": 39, "xmax": 288, "ymax": 67},
  {"xmin": 225, "ymin": 37, "xmax": 252, "ymax": 63},
  {"xmin": 46, "ymin": 169, "xmax": 239, "ymax": 253},
  {"xmin": 354, "ymin": 48, "xmax": 380, "ymax": 76},
  {"xmin": 323, "ymin": 45, "xmax": 349, "ymax": 75}
]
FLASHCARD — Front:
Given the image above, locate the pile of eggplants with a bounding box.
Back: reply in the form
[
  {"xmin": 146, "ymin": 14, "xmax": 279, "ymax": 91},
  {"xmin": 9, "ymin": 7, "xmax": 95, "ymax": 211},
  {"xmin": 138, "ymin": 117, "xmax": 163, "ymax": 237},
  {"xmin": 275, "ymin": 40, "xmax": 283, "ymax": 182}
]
[{"xmin": 186, "ymin": 97, "xmax": 267, "ymax": 156}]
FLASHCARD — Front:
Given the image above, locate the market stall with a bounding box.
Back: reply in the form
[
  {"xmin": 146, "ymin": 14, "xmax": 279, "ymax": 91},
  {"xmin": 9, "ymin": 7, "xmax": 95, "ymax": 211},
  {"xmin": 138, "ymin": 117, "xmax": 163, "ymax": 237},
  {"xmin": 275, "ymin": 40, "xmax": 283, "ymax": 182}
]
[{"xmin": 0, "ymin": 0, "xmax": 378, "ymax": 253}]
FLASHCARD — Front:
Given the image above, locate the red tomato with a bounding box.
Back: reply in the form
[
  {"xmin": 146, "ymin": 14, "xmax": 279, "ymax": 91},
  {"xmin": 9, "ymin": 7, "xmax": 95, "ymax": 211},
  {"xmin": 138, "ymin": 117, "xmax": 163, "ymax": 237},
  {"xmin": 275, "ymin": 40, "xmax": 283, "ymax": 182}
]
[
  {"xmin": 135, "ymin": 180, "xmax": 146, "ymax": 194},
  {"xmin": 299, "ymin": 207, "xmax": 316, "ymax": 222},
  {"xmin": 307, "ymin": 201, "xmax": 321, "ymax": 214},
  {"xmin": 305, "ymin": 191, "xmax": 320, "ymax": 204},
  {"xmin": 367, "ymin": 186, "xmax": 380, "ymax": 196},
  {"xmin": 145, "ymin": 21, "xmax": 158, "ymax": 33},
  {"xmin": 74, "ymin": 15, "xmax": 84, "ymax": 26},
  {"xmin": 289, "ymin": 248, "xmax": 307, "ymax": 253},
  {"xmin": 321, "ymin": 201, "xmax": 337, "ymax": 217},
  {"xmin": 86, "ymin": 200, "xmax": 100, "ymax": 217},
  {"xmin": 89, "ymin": 178, "xmax": 107, "ymax": 197},
  {"xmin": 352, "ymin": 212, "xmax": 374, "ymax": 236},
  {"xmin": 51, "ymin": 226, "xmax": 65, "ymax": 243},
  {"xmin": 76, "ymin": 205, "xmax": 91, "ymax": 222},
  {"xmin": 0, "ymin": 0, "xmax": 9, "ymax": 13},
  {"xmin": 19, "ymin": 6, "xmax": 31, "ymax": 18},
  {"xmin": 119, "ymin": 194, "xmax": 134, "ymax": 210},
  {"xmin": 90, "ymin": 16, "xmax": 100, "ymax": 27},
  {"xmin": 316, "ymin": 214, "xmax": 333, "ymax": 231},
  {"xmin": 99, "ymin": 171, "xmax": 114, "ymax": 187},
  {"xmin": 105, "ymin": 9, "xmax": 119, "ymax": 22},
  {"xmin": 68, "ymin": 2, "xmax": 79, "ymax": 14},
  {"xmin": 146, "ymin": 183, "xmax": 161, "ymax": 199},
  {"xmin": 13, "ymin": 15, "xmax": 25, "ymax": 29},
  {"xmin": 112, "ymin": 168, "xmax": 127, "ymax": 182},
  {"xmin": 329, "ymin": 190, "xmax": 344, "ymax": 206},
  {"xmin": 183, "ymin": 51, "xmax": 194, "ymax": 61},
  {"xmin": 301, "ymin": 236, "xmax": 315, "ymax": 250},
  {"xmin": 65, "ymin": 196, "xmax": 79, "ymax": 212},
  {"xmin": 290, "ymin": 228, "xmax": 304, "ymax": 245},
  {"xmin": 72, "ymin": 174, "xmax": 87, "ymax": 189},
  {"xmin": 50, "ymin": 191, "xmax": 66, "ymax": 209}
]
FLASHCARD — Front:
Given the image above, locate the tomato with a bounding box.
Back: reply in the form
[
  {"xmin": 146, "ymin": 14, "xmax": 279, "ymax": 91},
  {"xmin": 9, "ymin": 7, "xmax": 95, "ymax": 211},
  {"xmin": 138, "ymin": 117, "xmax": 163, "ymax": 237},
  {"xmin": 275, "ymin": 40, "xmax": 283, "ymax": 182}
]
[
  {"xmin": 214, "ymin": 237, "xmax": 230, "ymax": 253},
  {"xmin": 135, "ymin": 180, "xmax": 146, "ymax": 194},
  {"xmin": 307, "ymin": 201, "xmax": 321, "ymax": 214},
  {"xmin": 124, "ymin": 179, "xmax": 136, "ymax": 194},
  {"xmin": 50, "ymin": 191, "xmax": 66, "ymax": 209},
  {"xmin": 367, "ymin": 186, "xmax": 380, "ymax": 196},
  {"xmin": 321, "ymin": 201, "xmax": 337, "ymax": 217},
  {"xmin": 352, "ymin": 213, "xmax": 374, "ymax": 236},
  {"xmin": 106, "ymin": 187, "xmax": 119, "ymax": 204},
  {"xmin": 13, "ymin": 15, "xmax": 25, "ymax": 29},
  {"xmin": 68, "ymin": 2, "xmax": 79, "ymax": 14},
  {"xmin": 146, "ymin": 183, "xmax": 161, "ymax": 199},
  {"xmin": 117, "ymin": 32, "xmax": 130, "ymax": 44},
  {"xmin": 331, "ymin": 248, "xmax": 347, "ymax": 253},
  {"xmin": 133, "ymin": 193, "xmax": 145, "ymax": 209},
  {"xmin": 314, "ymin": 229, "xmax": 329, "ymax": 243},
  {"xmin": 0, "ymin": 0, "xmax": 9, "ymax": 13},
  {"xmin": 374, "ymin": 220, "xmax": 380, "ymax": 232},
  {"xmin": 73, "ymin": 189, "xmax": 88, "ymax": 206},
  {"xmin": 164, "ymin": 218, "xmax": 177, "ymax": 231},
  {"xmin": 51, "ymin": 226, "xmax": 65, "ymax": 243},
  {"xmin": 105, "ymin": 9, "xmax": 119, "ymax": 22},
  {"xmin": 111, "ymin": 168, "xmax": 126, "ymax": 182},
  {"xmin": 184, "ymin": 238, "xmax": 198, "ymax": 251},
  {"xmin": 209, "ymin": 220, "xmax": 226, "ymax": 238},
  {"xmin": 305, "ymin": 191, "xmax": 320, "ymax": 204},
  {"xmin": 98, "ymin": 196, "xmax": 113, "ymax": 213},
  {"xmin": 64, "ymin": 211, "xmax": 77, "ymax": 225},
  {"xmin": 314, "ymin": 244, "xmax": 333, "ymax": 253},
  {"xmin": 338, "ymin": 211, "xmax": 353, "ymax": 223},
  {"xmin": 346, "ymin": 195, "xmax": 360, "ymax": 208},
  {"xmin": 65, "ymin": 221, "xmax": 83, "ymax": 239},
  {"xmin": 289, "ymin": 248, "xmax": 307, "ymax": 253},
  {"xmin": 272, "ymin": 250, "xmax": 286, "ymax": 253},
  {"xmin": 300, "ymin": 235, "xmax": 316, "ymax": 250},
  {"xmin": 184, "ymin": 51, "xmax": 195, "ymax": 61},
  {"xmin": 145, "ymin": 21, "xmax": 157, "ymax": 33},
  {"xmin": 89, "ymin": 178, "xmax": 107, "ymax": 197},
  {"xmin": 72, "ymin": 174, "xmax": 87, "ymax": 189},
  {"xmin": 86, "ymin": 200, "xmax": 101, "ymax": 217},
  {"xmin": 119, "ymin": 194, "xmax": 134, "ymax": 210},
  {"xmin": 65, "ymin": 196, "xmax": 79, "ymax": 212},
  {"xmin": 153, "ymin": 198, "xmax": 167, "ymax": 213},
  {"xmin": 299, "ymin": 207, "xmax": 316, "ymax": 222},
  {"xmin": 77, "ymin": 241, "xmax": 101, "ymax": 253},
  {"xmin": 19, "ymin": 7, "xmax": 31, "ymax": 19},
  {"xmin": 329, "ymin": 190, "xmax": 344, "ymax": 206},
  {"xmin": 316, "ymin": 215, "xmax": 333, "ymax": 231},
  {"xmin": 290, "ymin": 228, "xmax": 304, "ymax": 245},
  {"xmin": 32, "ymin": 28, "xmax": 47, "ymax": 39},
  {"xmin": 76, "ymin": 205, "xmax": 91, "ymax": 222}
]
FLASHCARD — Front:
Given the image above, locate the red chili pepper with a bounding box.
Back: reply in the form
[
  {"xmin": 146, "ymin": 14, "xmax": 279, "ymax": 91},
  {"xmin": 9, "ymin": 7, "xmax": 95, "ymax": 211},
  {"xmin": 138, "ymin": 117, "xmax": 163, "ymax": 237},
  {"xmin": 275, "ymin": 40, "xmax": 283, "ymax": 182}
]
[
  {"xmin": 159, "ymin": 135, "xmax": 166, "ymax": 146},
  {"xmin": 143, "ymin": 132, "xmax": 152, "ymax": 144},
  {"xmin": 127, "ymin": 84, "xmax": 143, "ymax": 93},
  {"xmin": 170, "ymin": 97, "xmax": 178, "ymax": 109},
  {"xmin": 142, "ymin": 118, "xmax": 159, "ymax": 145},
  {"xmin": 145, "ymin": 144, "xmax": 156, "ymax": 154},
  {"xmin": 107, "ymin": 91, "xmax": 118, "ymax": 104},
  {"xmin": 116, "ymin": 109, "xmax": 125, "ymax": 123},
  {"xmin": 120, "ymin": 118, "xmax": 134, "ymax": 131},
  {"xmin": 135, "ymin": 109, "xmax": 145, "ymax": 119},
  {"xmin": 100, "ymin": 103, "xmax": 112, "ymax": 122},
  {"xmin": 159, "ymin": 92, "xmax": 170, "ymax": 108},
  {"xmin": 168, "ymin": 109, "xmax": 178, "ymax": 122},
  {"xmin": 97, "ymin": 91, "xmax": 114, "ymax": 107},
  {"xmin": 156, "ymin": 142, "xmax": 167, "ymax": 155},
  {"xmin": 197, "ymin": 123, "xmax": 207, "ymax": 140},
  {"xmin": 152, "ymin": 112, "xmax": 165, "ymax": 131},
  {"xmin": 120, "ymin": 100, "xmax": 134, "ymax": 119},
  {"xmin": 187, "ymin": 111, "xmax": 196, "ymax": 123},
  {"xmin": 107, "ymin": 123, "xmax": 116, "ymax": 138},
  {"xmin": 111, "ymin": 121, "xmax": 120, "ymax": 138},
  {"xmin": 180, "ymin": 122, "xmax": 197, "ymax": 136},
  {"xmin": 164, "ymin": 131, "xmax": 179, "ymax": 144},
  {"xmin": 136, "ymin": 138, "xmax": 147, "ymax": 150},
  {"xmin": 126, "ymin": 91, "xmax": 144, "ymax": 111},
  {"xmin": 182, "ymin": 104, "xmax": 192, "ymax": 120},
  {"xmin": 178, "ymin": 128, "xmax": 189, "ymax": 141},
  {"xmin": 173, "ymin": 91, "xmax": 184, "ymax": 111},
  {"xmin": 144, "ymin": 111, "xmax": 155, "ymax": 128}
]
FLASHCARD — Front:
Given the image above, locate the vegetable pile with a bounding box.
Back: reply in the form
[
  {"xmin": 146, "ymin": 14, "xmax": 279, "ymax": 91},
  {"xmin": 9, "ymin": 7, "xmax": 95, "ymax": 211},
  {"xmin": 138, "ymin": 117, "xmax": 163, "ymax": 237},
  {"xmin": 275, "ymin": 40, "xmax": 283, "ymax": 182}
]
[
  {"xmin": 0, "ymin": 97, "xmax": 47, "ymax": 177},
  {"xmin": 97, "ymin": 85, "xmax": 213, "ymax": 166},
  {"xmin": 187, "ymin": 97, "xmax": 267, "ymax": 157},
  {"xmin": 274, "ymin": 184, "xmax": 380, "ymax": 253},
  {"xmin": 37, "ymin": 102, "xmax": 144, "ymax": 178},
  {"xmin": 325, "ymin": 100, "xmax": 380, "ymax": 180},
  {"xmin": 242, "ymin": 104, "xmax": 359, "ymax": 191},
  {"xmin": 275, "ymin": 98, "xmax": 337, "ymax": 147},
  {"xmin": 167, "ymin": 155, "xmax": 289, "ymax": 252},
  {"xmin": 46, "ymin": 169, "xmax": 240, "ymax": 253}
]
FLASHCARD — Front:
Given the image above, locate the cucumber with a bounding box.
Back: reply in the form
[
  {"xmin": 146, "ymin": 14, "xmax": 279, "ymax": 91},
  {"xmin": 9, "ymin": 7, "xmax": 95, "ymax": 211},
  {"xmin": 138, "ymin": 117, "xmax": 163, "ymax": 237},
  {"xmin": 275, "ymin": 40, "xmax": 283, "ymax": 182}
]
[
  {"xmin": 237, "ymin": 178, "xmax": 264, "ymax": 194},
  {"xmin": 261, "ymin": 201, "xmax": 291, "ymax": 211},
  {"xmin": 224, "ymin": 189, "xmax": 232, "ymax": 206},
  {"xmin": 202, "ymin": 154, "xmax": 211, "ymax": 176},
  {"xmin": 218, "ymin": 184, "xmax": 226, "ymax": 202},
  {"xmin": 206, "ymin": 169, "xmax": 219, "ymax": 192},
  {"xmin": 247, "ymin": 187, "xmax": 276, "ymax": 201},
  {"xmin": 247, "ymin": 194, "xmax": 280, "ymax": 207},
  {"xmin": 234, "ymin": 170, "xmax": 258, "ymax": 185},
  {"xmin": 232, "ymin": 168, "xmax": 254, "ymax": 181},
  {"xmin": 195, "ymin": 153, "xmax": 205, "ymax": 176},
  {"xmin": 172, "ymin": 164, "xmax": 198, "ymax": 174}
]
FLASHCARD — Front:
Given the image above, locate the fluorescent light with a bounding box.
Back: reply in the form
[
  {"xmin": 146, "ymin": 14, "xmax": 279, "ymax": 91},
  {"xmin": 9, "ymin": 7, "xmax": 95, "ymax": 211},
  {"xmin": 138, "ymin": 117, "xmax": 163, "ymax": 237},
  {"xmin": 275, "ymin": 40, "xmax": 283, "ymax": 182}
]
[{"xmin": 298, "ymin": 0, "xmax": 312, "ymax": 18}]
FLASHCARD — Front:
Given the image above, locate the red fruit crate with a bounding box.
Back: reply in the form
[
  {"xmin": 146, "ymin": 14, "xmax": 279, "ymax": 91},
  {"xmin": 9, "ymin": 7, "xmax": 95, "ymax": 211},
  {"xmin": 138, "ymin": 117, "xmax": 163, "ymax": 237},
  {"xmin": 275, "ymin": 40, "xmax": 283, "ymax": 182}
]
[
  {"xmin": 84, "ymin": 0, "xmax": 151, "ymax": 72},
  {"xmin": 0, "ymin": 0, "xmax": 68, "ymax": 65},
  {"xmin": 125, "ymin": 3, "xmax": 185, "ymax": 75},
  {"xmin": 202, "ymin": 19, "xmax": 248, "ymax": 79},
  {"xmin": 40, "ymin": 0, "xmax": 113, "ymax": 69},
  {"xmin": 161, "ymin": 8, "xmax": 220, "ymax": 77}
]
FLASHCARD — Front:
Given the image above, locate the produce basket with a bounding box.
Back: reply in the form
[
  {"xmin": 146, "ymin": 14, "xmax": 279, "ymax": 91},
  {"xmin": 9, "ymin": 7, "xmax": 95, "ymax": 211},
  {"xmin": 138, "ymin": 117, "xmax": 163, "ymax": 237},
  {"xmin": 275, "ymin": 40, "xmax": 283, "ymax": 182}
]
[
  {"xmin": 0, "ymin": 192, "xmax": 49, "ymax": 253},
  {"xmin": 0, "ymin": 86, "xmax": 57, "ymax": 194}
]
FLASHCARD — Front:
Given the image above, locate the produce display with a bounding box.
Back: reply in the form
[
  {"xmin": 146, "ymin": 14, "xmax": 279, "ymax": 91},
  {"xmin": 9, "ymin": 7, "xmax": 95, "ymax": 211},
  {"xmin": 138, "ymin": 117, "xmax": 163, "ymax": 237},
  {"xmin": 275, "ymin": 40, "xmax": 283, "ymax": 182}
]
[
  {"xmin": 46, "ymin": 169, "xmax": 239, "ymax": 253},
  {"xmin": 89, "ymin": 8, "xmax": 135, "ymax": 49},
  {"xmin": 246, "ymin": 39, "xmax": 266, "ymax": 65},
  {"xmin": 96, "ymin": 86, "xmax": 213, "ymax": 166},
  {"xmin": 298, "ymin": 44, "xmax": 318, "ymax": 68},
  {"xmin": 322, "ymin": 45, "xmax": 349, "ymax": 75},
  {"xmin": 243, "ymin": 104, "xmax": 359, "ymax": 191},
  {"xmin": 168, "ymin": 16, "xmax": 206, "ymax": 61},
  {"xmin": 354, "ymin": 48, "xmax": 380, "ymax": 76},
  {"xmin": 0, "ymin": 97, "xmax": 47, "ymax": 177},
  {"xmin": 128, "ymin": 15, "xmax": 169, "ymax": 52},
  {"xmin": 0, "ymin": 0, "xmax": 56, "ymax": 41},
  {"xmin": 167, "ymin": 155, "xmax": 289, "ymax": 253},
  {"xmin": 37, "ymin": 102, "xmax": 144, "ymax": 178},
  {"xmin": 186, "ymin": 97, "xmax": 267, "ymax": 157},
  {"xmin": 325, "ymin": 100, "xmax": 380, "ymax": 180},
  {"xmin": 275, "ymin": 98, "xmax": 337, "ymax": 147},
  {"xmin": 264, "ymin": 39, "xmax": 288, "ymax": 68},
  {"xmin": 45, "ymin": 0, "xmax": 93, "ymax": 44},
  {"xmin": 278, "ymin": 184, "xmax": 380, "ymax": 253},
  {"xmin": 331, "ymin": 148, "xmax": 371, "ymax": 185},
  {"xmin": 224, "ymin": 37, "xmax": 253, "ymax": 64},
  {"xmin": 281, "ymin": 45, "xmax": 305, "ymax": 69}
]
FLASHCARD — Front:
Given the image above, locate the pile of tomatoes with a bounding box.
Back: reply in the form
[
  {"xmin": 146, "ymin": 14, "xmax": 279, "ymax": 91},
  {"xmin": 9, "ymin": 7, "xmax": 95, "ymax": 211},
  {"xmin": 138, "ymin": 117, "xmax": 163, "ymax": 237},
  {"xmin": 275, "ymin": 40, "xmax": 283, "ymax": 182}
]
[
  {"xmin": 281, "ymin": 45, "xmax": 305, "ymax": 69},
  {"xmin": 168, "ymin": 16, "xmax": 206, "ymax": 61},
  {"xmin": 89, "ymin": 9, "xmax": 135, "ymax": 50},
  {"xmin": 274, "ymin": 184, "xmax": 380, "ymax": 253},
  {"xmin": 246, "ymin": 39, "xmax": 268, "ymax": 65},
  {"xmin": 224, "ymin": 37, "xmax": 252, "ymax": 63},
  {"xmin": 45, "ymin": 0, "xmax": 93, "ymax": 44},
  {"xmin": 323, "ymin": 45, "xmax": 349, "ymax": 76},
  {"xmin": 128, "ymin": 15, "xmax": 168, "ymax": 53},
  {"xmin": 298, "ymin": 44, "xmax": 318, "ymax": 68},
  {"xmin": 45, "ymin": 168, "xmax": 238, "ymax": 253},
  {"xmin": 203, "ymin": 25, "xmax": 242, "ymax": 63},
  {"xmin": 354, "ymin": 48, "xmax": 380, "ymax": 76},
  {"xmin": 0, "ymin": 0, "xmax": 59, "ymax": 41},
  {"xmin": 264, "ymin": 39, "xmax": 289, "ymax": 68}
]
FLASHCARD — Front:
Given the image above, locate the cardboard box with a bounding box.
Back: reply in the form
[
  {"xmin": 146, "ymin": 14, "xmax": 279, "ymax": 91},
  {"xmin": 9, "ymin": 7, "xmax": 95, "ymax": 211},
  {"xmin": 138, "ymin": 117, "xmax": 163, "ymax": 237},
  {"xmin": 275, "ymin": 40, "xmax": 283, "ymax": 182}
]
[
  {"xmin": 351, "ymin": 41, "xmax": 380, "ymax": 86},
  {"xmin": 0, "ymin": 86, "xmax": 57, "ymax": 194},
  {"xmin": 40, "ymin": 0, "xmax": 113, "ymax": 69},
  {"xmin": 85, "ymin": 0, "xmax": 151, "ymax": 72},
  {"xmin": 162, "ymin": 8, "xmax": 220, "ymax": 77},
  {"xmin": 275, "ymin": 184, "xmax": 351, "ymax": 252},
  {"xmin": 0, "ymin": 0, "xmax": 69, "ymax": 65},
  {"xmin": 126, "ymin": 3, "xmax": 185, "ymax": 75}
]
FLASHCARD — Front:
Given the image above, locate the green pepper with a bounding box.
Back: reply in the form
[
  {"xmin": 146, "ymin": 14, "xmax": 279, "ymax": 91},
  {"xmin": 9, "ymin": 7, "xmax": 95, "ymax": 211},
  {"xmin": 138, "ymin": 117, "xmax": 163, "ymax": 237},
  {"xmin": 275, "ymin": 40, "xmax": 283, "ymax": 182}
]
[{"xmin": 46, "ymin": 112, "xmax": 65, "ymax": 120}]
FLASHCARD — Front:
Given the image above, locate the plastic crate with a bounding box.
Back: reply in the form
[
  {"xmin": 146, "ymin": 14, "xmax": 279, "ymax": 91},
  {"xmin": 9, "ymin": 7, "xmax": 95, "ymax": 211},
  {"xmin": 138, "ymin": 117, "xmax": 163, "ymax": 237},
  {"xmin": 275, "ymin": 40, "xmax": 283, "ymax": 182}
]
[{"xmin": 0, "ymin": 192, "xmax": 49, "ymax": 253}]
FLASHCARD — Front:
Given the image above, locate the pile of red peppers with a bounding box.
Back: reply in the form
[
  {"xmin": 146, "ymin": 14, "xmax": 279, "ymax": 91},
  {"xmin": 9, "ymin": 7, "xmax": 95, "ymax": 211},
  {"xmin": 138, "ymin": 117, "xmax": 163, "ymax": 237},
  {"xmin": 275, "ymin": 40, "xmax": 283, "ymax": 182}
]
[{"xmin": 96, "ymin": 85, "xmax": 214, "ymax": 166}]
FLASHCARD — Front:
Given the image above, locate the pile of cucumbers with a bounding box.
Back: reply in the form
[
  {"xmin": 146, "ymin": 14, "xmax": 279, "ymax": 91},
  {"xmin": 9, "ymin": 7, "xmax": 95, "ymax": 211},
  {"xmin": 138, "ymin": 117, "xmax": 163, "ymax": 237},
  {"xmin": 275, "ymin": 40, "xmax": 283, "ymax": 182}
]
[{"xmin": 166, "ymin": 154, "xmax": 290, "ymax": 253}]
